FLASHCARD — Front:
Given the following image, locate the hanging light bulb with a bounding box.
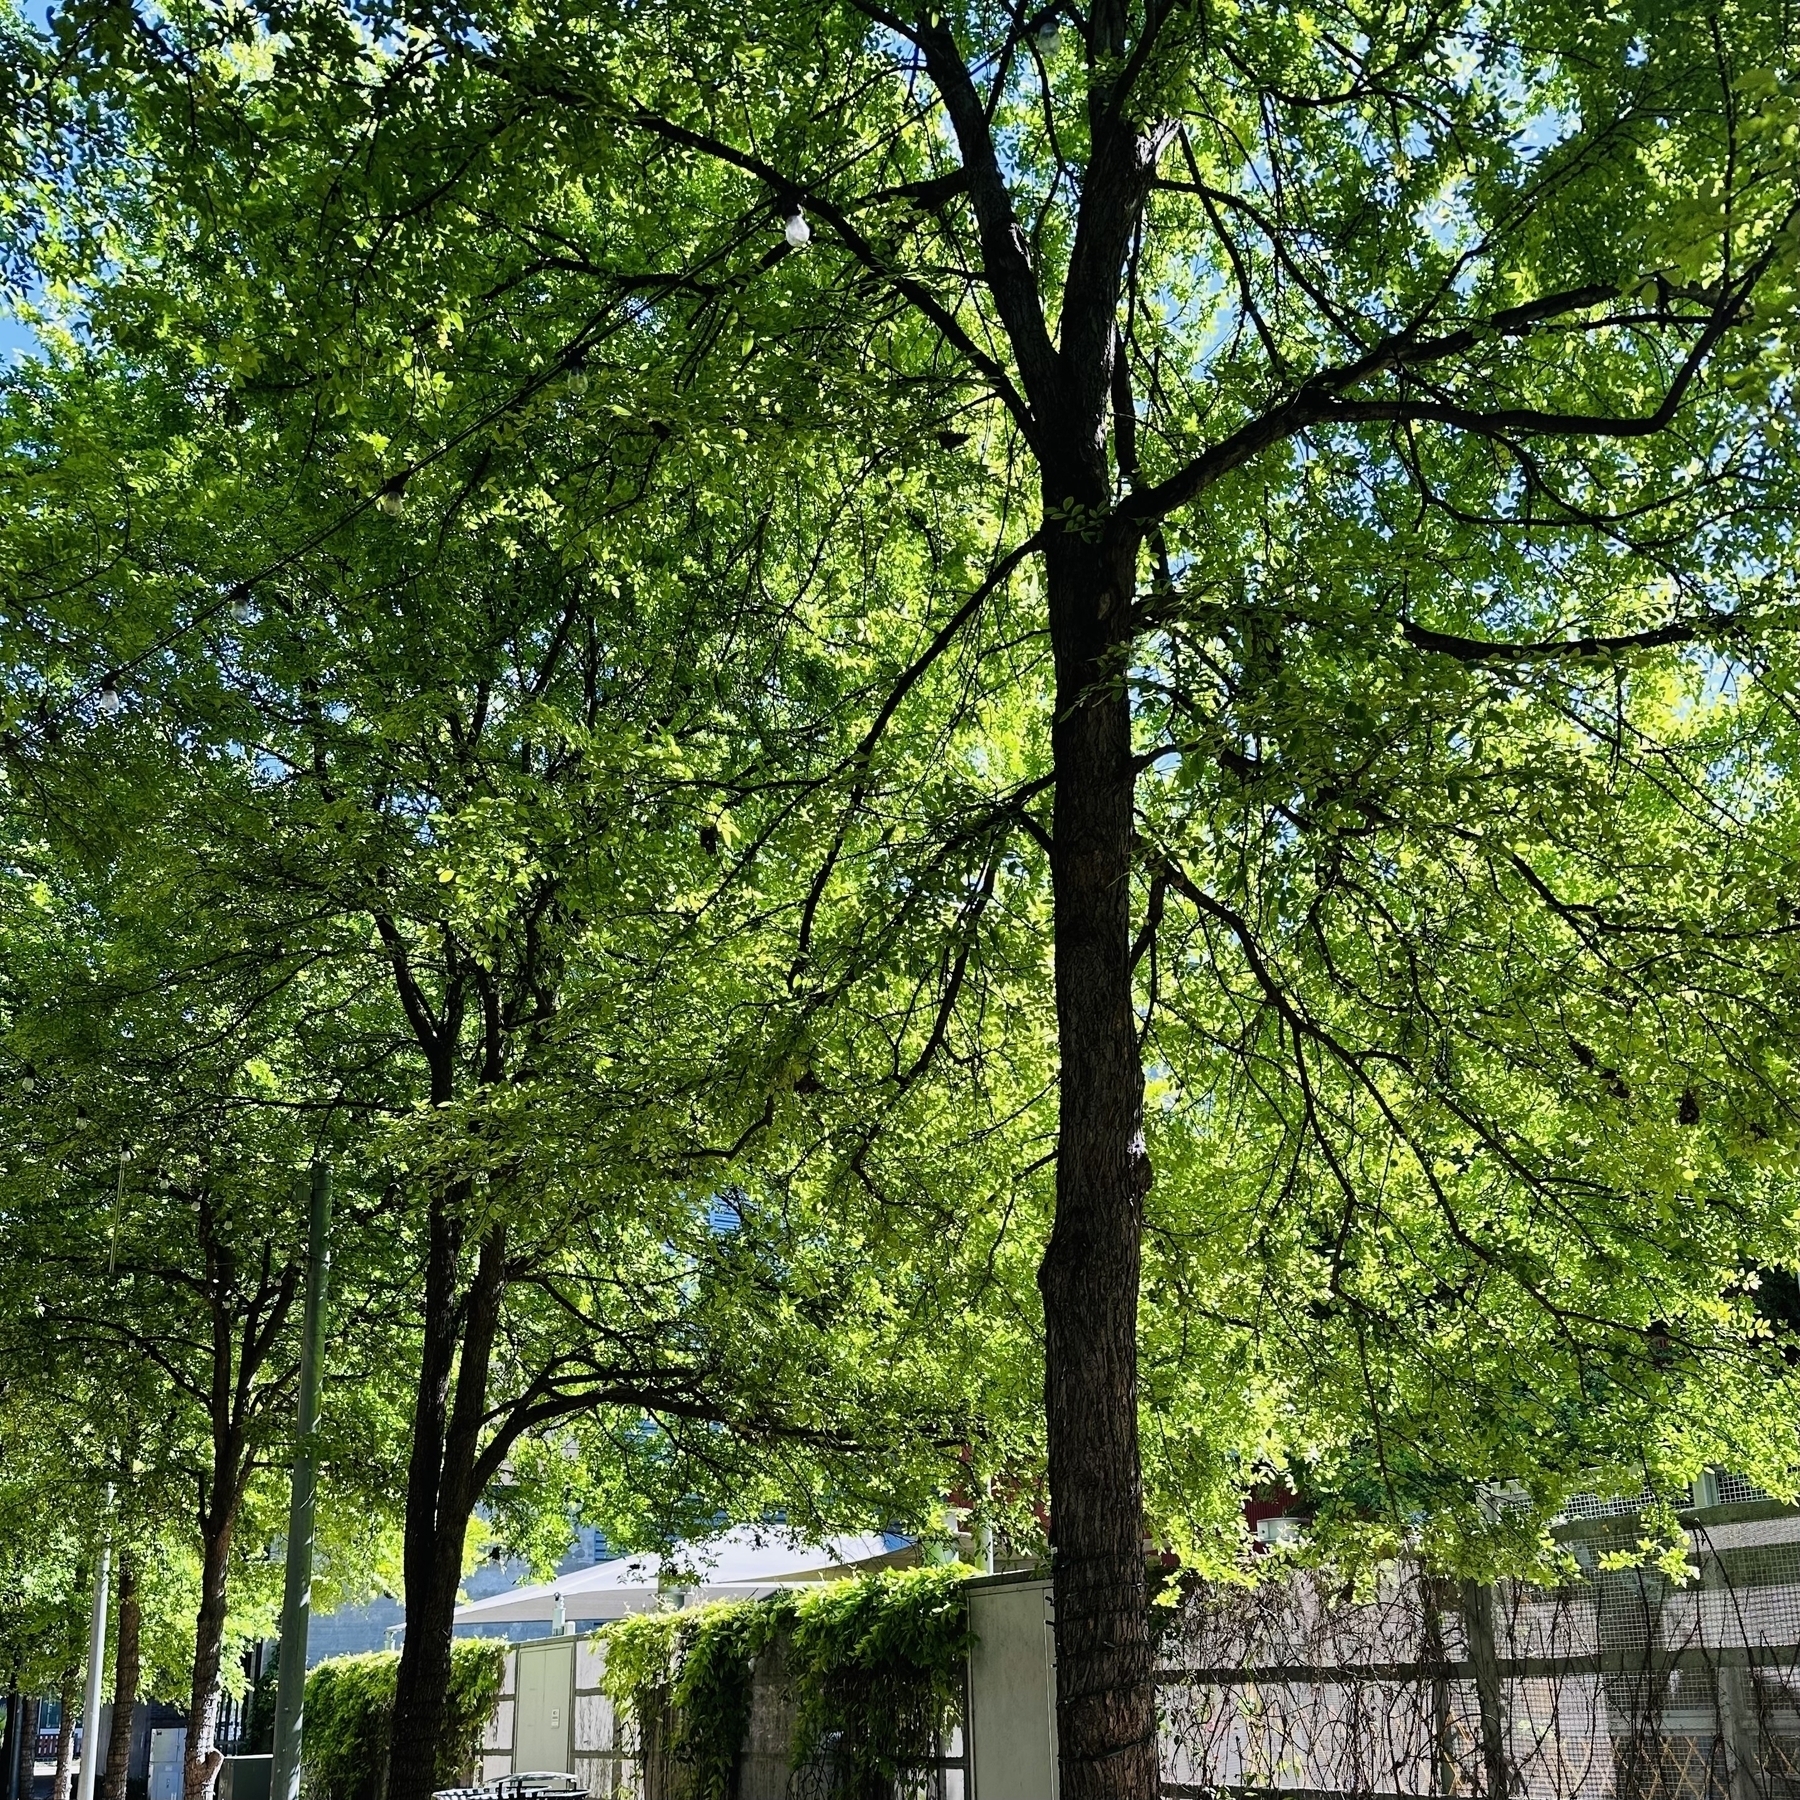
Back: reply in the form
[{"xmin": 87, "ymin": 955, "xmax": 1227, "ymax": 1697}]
[
  {"xmin": 98, "ymin": 677, "xmax": 123, "ymax": 718},
  {"xmin": 1034, "ymin": 11, "xmax": 1060, "ymax": 45},
  {"xmin": 784, "ymin": 209, "xmax": 812, "ymax": 249}
]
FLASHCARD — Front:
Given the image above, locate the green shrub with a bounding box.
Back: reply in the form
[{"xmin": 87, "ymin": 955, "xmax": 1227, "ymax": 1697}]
[
  {"xmin": 302, "ymin": 1653, "xmax": 395, "ymax": 1800},
  {"xmin": 301, "ymin": 1639, "xmax": 508, "ymax": 1800}
]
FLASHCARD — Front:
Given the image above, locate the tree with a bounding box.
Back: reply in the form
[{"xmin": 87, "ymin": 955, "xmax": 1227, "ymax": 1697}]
[
  {"xmin": 0, "ymin": 891, "xmax": 327, "ymax": 1800},
  {"xmin": 100, "ymin": 1549, "xmax": 139, "ymax": 1800},
  {"xmin": 0, "ymin": 70, "xmax": 1024, "ymax": 1800},
  {"xmin": 425, "ymin": 3, "xmax": 1800, "ymax": 1792},
  {"xmin": 15, "ymin": 4, "xmax": 1800, "ymax": 1798},
  {"xmin": 0, "ymin": 1372, "xmax": 302, "ymax": 1800},
  {"xmin": 0, "ymin": 1409, "xmax": 95, "ymax": 1796}
]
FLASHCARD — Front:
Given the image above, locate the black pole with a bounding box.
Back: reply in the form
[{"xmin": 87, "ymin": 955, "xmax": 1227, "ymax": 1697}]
[
  {"xmin": 3, "ymin": 1687, "xmax": 24, "ymax": 1800},
  {"xmin": 0, "ymin": 1687, "xmax": 16, "ymax": 1800}
]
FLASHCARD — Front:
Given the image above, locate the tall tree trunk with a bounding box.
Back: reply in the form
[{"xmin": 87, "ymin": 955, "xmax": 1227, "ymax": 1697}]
[
  {"xmin": 52, "ymin": 1666, "xmax": 77, "ymax": 1800},
  {"xmin": 181, "ymin": 1186, "xmax": 286, "ymax": 1800},
  {"xmin": 102, "ymin": 1554, "xmax": 140, "ymax": 1800},
  {"xmin": 1039, "ymin": 521, "xmax": 1159, "ymax": 1800},
  {"xmin": 387, "ymin": 1219, "xmax": 507, "ymax": 1800},
  {"xmin": 183, "ymin": 1510, "xmax": 236, "ymax": 1800},
  {"xmin": 386, "ymin": 1528, "xmax": 467, "ymax": 1800},
  {"xmin": 10, "ymin": 1698, "xmax": 39, "ymax": 1800}
]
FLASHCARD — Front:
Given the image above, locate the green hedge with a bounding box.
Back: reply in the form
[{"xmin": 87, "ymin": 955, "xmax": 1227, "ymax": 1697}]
[
  {"xmin": 302, "ymin": 1639, "xmax": 509, "ymax": 1800},
  {"xmin": 599, "ymin": 1564, "xmax": 975, "ymax": 1800}
]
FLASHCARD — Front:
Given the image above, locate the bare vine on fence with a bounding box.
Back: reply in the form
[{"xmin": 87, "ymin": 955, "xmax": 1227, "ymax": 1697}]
[{"xmin": 1156, "ymin": 1520, "xmax": 1800, "ymax": 1800}]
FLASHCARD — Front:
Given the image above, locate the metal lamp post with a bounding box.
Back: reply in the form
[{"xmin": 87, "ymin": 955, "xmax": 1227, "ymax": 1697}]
[
  {"xmin": 78, "ymin": 1154, "xmax": 128, "ymax": 1800},
  {"xmin": 75, "ymin": 1491, "xmax": 113, "ymax": 1800},
  {"xmin": 270, "ymin": 1165, "xmax": 332, "ymax": 1800}
]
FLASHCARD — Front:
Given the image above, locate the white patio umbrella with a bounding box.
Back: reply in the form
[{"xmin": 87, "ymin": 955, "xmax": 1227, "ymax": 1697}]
[{"xmin": 451, "ymin": 1527, "xmax": 915, "ymax": 1629}]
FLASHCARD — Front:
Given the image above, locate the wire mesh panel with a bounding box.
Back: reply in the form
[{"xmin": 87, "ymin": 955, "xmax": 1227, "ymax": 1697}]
[{"xmin": 1155, "ymin": 1517, "xmax": 1800, "ymax": 1800}]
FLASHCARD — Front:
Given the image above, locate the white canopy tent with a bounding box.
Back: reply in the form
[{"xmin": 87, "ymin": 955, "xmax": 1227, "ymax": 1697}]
[{"xmin": 451, "ymin": 1527, "xmax": 916, "ymax": 1630}]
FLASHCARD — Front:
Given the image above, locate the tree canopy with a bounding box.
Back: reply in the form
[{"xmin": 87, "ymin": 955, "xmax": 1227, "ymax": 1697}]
[{"xmin": 5, "ymin": 0, "xmax": 1800, "ymax": 1795}]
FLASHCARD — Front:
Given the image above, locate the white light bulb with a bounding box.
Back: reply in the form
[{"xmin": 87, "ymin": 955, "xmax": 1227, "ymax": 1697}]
[
  {"xmin": 98, "ymin": 680, "xmax": 123, "ymax": 717},
  {"xmin": 784, "ymin": 210, "xmax": 811, "ymax": 249}
]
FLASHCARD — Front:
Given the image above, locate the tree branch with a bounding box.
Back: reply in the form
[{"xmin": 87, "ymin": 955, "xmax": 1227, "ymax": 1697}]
[
  {"xmin": 1118, "ymin": 273, "xmax": 1756, "ymax": 524},
  {"xmin": 1400, "ymin": 613, "xmax": 1730, "ymax": 664},
  {"xmin": 622, "ymin": 102, "xmax": 1039, "ymax": 434}
]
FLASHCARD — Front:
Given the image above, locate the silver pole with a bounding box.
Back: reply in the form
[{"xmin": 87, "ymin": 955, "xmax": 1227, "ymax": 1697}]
[
  {"xmin": 270, "ymin": 1165, "xmax": 332, "ymax": 1800},
  {"xmin": 76, "ymin": 1490, "xmax": 114, "ymax": 1800}
]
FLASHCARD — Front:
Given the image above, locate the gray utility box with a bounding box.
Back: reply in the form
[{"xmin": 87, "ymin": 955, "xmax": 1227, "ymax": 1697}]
[
  {"xmin": 219, "ymin": 1755, "xmax": 272, "ymax": 1800},
  {"xmin": 966, "ymin": 1576, "xmax": 1057, "ymax": 1800},
  {"xmin": 147, "ymin": 1729, "xmax": 187, "ymax": 1800},
  {"xmin": 512, "ymin": 1637, "xmax": 576, "ymax": 1775}
]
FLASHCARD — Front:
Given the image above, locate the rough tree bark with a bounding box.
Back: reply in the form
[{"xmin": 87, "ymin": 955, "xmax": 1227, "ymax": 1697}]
[
  {"xmin": 385, "ymin": 1198, "xmax": 510, "ymax": 1800},
  {"xmin": 182, "ymin": 1194, "xmax": 297, "ymax": 1800},
  {"xmin": 183, "ymin": 1496, "xmax": 236, "ymax": 1800},
  {"xmin": 881, "ymin": 9, "xmax": 1168, "ymax": 1785},
  {"xmin": 102, "ymin": 1554, "xmax": 140, "ymax": 1800},
  {"xmin": 52, "ymin": 1665, "xmax": 77, "ymax": 1800},
  {"xmin": 1039, "ymin": 520, "xmax": 1159, "ymax": 1800}
]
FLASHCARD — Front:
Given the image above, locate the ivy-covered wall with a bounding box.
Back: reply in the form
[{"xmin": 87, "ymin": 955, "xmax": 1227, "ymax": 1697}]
[
  {"xmin": 599, "ymin": 1564, "xmax": 975, "ymax": 1800},
  {"xmin": 301, "ymin": 1639, "xmax": 508, "ymax": 1800}
]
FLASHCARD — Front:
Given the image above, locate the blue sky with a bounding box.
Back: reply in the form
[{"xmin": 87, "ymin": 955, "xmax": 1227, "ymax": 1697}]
[
  {"xmin": 0, "ymin": 312, "xmax": 42, "ymax": 364},
  {"xmin": 5, "ymin": 0, "xmax": 58, "ymax": 368}
]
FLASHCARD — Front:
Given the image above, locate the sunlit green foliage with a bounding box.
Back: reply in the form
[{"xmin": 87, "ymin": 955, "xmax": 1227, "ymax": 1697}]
[{"xmin": 4, "ymin": 0, "xmax": 1800, "ymax": 1690}]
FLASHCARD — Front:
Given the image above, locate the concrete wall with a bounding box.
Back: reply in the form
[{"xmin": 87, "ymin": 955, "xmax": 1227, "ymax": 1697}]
[
  {"xmin": 570, "ymin": 1633, "xmax": 630, "ymax": 1799},
  {"xmin": 477, "ymin": 1633, "xmax": 630, "ymax": 1796},
  {"xmin": 475, "ymin": 1639, "xmax": 516, "ymax": 1786}
]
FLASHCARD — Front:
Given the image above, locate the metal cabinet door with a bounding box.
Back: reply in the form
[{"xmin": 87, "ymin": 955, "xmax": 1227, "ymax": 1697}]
[
  {"xmin": 512, "ymin": 1638, "xmax": 575, "ymax": 1774},
  {"xmin": 967, "ymin": 1580, "xmax": 1058, "ymax": 1800}
]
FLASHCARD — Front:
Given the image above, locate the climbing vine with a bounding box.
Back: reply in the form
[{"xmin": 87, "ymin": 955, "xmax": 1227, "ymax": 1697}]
[
  {"xmin": 302, "ymin": 1639, "xmax": 508, "ymax": 1800},
  {"xmin": 597, "ymin": 1565, "xmax": 975, "ymax": 1800},
  {"xmin": 601, "ymin": 1595, "xmax": 796, "ymax": 1800},
  {"xmin": 788, "ymin": 1565, "xmax": 975, "ymax": 1793}
]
